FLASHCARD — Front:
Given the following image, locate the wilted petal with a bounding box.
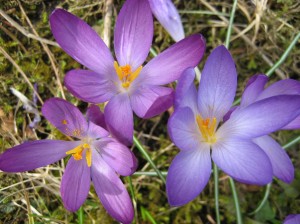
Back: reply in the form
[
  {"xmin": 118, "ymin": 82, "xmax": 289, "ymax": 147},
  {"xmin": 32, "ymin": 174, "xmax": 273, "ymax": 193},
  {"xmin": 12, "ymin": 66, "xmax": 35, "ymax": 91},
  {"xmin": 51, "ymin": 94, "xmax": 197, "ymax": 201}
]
[
  {"xmin": 253, "ymin": 136, "xmax": 294, "ymax": 183},
  {"xmin": 87, "ymin": 121, "xmax": 109, "ymax": 139},
  {"xmin": 0, "ymin": 140, "xmax": 79, "ymax": 172},
  {"xmin": 65, "ymin": 69, "xmax": 117, "ymax": 104},
  {"xmin": 218, "ymin": 96, "xmax": 300, "ymax": 139},
  {"xmin": 240, "ymin": 74, "xmax": 268, "ymax": 107},
  {"xmin": 94, "ymin": 137, "xmax": 137, "ymax": 176},
  {"xmin": 212, "ymin": 138, "xmax": 273, "ymax": 185},
  {"xmin": 104, "ymin": 93, "xmax": 133, "ymax": 145},
  {"xmin": 167, "ymin": 147, "xmax": 211, "ymax": 206},
  {"xmin": 86, "ymin": 105, "xmax": 106, "ymax": 129},
  {"xmin": 42, "ymin": 98, "xmax": 88, "ymax": 138},
  {"xmin": 284, "ymin": 214, "xmax": 300, "ymax": 224},
  {"xmin": 130, "ymin": 85, "xmax": 174, "ymax": 118},
  {"xmin": 114, "ymin": 0, "xmax": 153, "ymax": 70},
  {"xmin": 168, "ymin": 107, "xmax": 200, "ymax": 151},
  {"xmin": 149, "ymin": 0, "xmax": 184, "ymax": 42},
  {"xmin": 91, "ymin": 152, "xmax": 134, "ymax": 224},
  {"xmin": 50, "ymin": 9, "xmax": 114, "ymax": 75},
  {"xmin": 61, "ymin": 156, "xmax": 91, "ymax": 212},
  {"xmin": 137, "ymin": 34, "xmax": 206, "ymax": 85},
  {"xmin": 198, "ymin": 45, "xmax": 237, "ymax": 122}
]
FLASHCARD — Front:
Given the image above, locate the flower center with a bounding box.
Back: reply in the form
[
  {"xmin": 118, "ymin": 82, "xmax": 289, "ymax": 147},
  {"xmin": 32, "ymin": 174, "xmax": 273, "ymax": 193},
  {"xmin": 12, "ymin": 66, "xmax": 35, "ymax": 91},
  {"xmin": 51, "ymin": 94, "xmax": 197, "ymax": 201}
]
[
  {"xmin": 196, "ymin": 115, "xmax": 217, "ymax": 144},
  {"xmin": 114, "ymin": 61, "xmax": 142, "ymax": 88},
  {"xmin": 66, "ymin": 142, "xmax": 92, "ymax": 167}
]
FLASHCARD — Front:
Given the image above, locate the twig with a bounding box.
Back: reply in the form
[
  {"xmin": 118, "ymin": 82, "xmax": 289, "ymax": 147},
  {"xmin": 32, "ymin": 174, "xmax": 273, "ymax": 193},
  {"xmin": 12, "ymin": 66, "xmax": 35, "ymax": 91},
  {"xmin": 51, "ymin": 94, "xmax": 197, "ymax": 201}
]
[{"xmin": 103, "ymin": 0, "xmax": 113, "ymax": 48}]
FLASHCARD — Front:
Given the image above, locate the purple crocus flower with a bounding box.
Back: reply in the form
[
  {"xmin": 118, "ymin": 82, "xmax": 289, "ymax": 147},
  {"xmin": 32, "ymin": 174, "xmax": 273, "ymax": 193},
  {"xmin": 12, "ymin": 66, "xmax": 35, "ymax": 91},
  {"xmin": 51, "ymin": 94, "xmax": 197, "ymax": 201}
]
[
  {"xmin": 284, "ymin": 214, "xmax": 300, "ymax": 224},
  {"xmin": 166, "ymin": 45, "xmax": 300, "ymax": 206},
  {"xmin": 49, "ymin": 0, "xmax": 205, "ymax": 145},
  {"xmin": 0, "ymin": 98, "xmax": 137, "ymax": 224}
]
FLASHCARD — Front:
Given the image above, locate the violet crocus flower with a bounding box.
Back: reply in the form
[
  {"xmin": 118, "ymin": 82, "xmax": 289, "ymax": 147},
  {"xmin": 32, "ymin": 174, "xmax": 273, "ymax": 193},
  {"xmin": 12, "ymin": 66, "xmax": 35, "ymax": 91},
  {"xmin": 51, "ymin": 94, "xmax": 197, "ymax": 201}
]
[
  {"xmin": 0, "ymin": 98, "xmax": 137, "ymax": 224},
  {"xmin": 49, "ymin": 0, "xmax": 205, "ymax": 145},
  {"xmin": 166, "ymin": 45, "xmax": 300, "ymax": 206},
  {"xmin": 284, "ymin": 214, "xmax": 300, "ymax": 224}
]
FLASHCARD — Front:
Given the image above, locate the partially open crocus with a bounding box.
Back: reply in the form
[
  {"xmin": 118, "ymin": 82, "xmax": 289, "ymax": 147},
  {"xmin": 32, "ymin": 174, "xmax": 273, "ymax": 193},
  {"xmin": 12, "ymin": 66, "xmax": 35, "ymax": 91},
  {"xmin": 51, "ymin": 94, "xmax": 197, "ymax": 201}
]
[
  {"xmin": 50, "ymin": 0, "xmax": 205, "ymax": 145},
  {"xmin": 166, "ymin": 45, "xmax": 300, "ymax": 206},
  {"xmin": 0, "ymin": 98, "xmax": 137, "ymax": 224}
]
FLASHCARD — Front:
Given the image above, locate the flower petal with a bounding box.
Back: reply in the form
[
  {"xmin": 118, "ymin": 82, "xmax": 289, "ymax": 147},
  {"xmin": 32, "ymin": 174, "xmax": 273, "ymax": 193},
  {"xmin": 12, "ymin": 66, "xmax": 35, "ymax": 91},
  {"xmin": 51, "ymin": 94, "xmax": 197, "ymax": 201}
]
[
  {"xmin": 94, "ymin": 137, "xmax": 137, "ymax": 176},
  {"xmin": 104, "ymin": 93, "xmax": 133, "ymax": 145},
  {"xmin": 284, "ymin": 214, "xmax": 300, "ymax": 224},
  {"xmin": 42, "ymin": 98, "xmax": 88, "ymax": 138},
  {"xmin": 197, "ymin": 45, "xmax": 237, "ymax": 121},
  {"xmin": 86, "ymin": 105, "xmax": 107, "ymax": 129},
  {"xmin": 240, "ymin": 74, "xmax": 268, "ymax": 107},
  {"xmin": 0, "ymin": 140, "xmax": 79, "ymax": 172},
  {"xmin": 137, "ymin": 34, "xmax": 206, "ymax": 85},
  {"xmin": 253, "ymin": 136, "xmax": 294, "ymax": 183},
  {"xmin": 174, "ymin": 67, "xmax": 198, "ymax": 113},
  {"xmin": 64, "ymin": 69, "xmax": 117, "ymax": 104},
  {"xmin": 61, "ymin": 156, "xmax": 91, "ymax": 212},
  {"xmin": 283, "ymin": 115, "xmax": 300, "ymax": 130},
  {"xmin": 218, "ymin": 95, "xmax": 300, "ymax": 139},
  {"xmin": 212, "ymin": 138, "xmax": 273, "ymax": 185},
  {"xmin": 114, "ymin": 0, "xmax": 153, "ymax": 70},
  {"xmin": 50, "ymin": 9, "xmax": 114, "ymax": 74},
  {"xmin": 87, "ymin": 121, "xmax": 109, "ymax": 139},
  {"xmin": 168, "ymin": 107, "xmax": 200, "ymax": 151},
  {"xmin": 166, "ymin": 147, "xmax": 211, "ymax": 206},
  {"xmin": 148, "ymin": 0, "xmax": 184, "ymax": 42},
  {"xmin": 91, "ymin": 152, "xmax": 134, "ymax": 224},
  {"xmin": 130, "ymin": 85, "xmax": 174, "ymax": 118}
]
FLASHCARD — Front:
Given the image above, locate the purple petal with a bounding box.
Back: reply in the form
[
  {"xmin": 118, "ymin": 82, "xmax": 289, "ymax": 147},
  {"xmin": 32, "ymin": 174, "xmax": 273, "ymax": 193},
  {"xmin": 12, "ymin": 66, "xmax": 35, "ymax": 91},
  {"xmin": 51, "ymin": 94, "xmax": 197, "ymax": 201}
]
[
  {"xmin": 167, "ymin": 147, "xmax": 211, "ymax": 206},
  {"xmin": 218, "ymin": 95, "xmax": 300, "ymax": 139},
  {"xmin": 223, "ymin": 106, "xmax": 238, "ymax": 122},
  {"xmin": 284, "ymin": 214, "xmax": 300, "ymax": 224},
  {"xmin": 283, "ymin": 115, "xmax": 300, "ymax": 130},
  {"xmin": 240, "ymin": 74, "xmax": 268, "ymax": 107},
  {"xmin": 86, "ymin": 105, "xmax": 107, "ymax": 129},
  {"xmin": 168, "ymin": 107, "xmax": 200, "ymax": 151},
  {"xmin": 137, "ymin": 34, "xmax": 206, "ymax": 85},
  {"xmin": 61, "ymin": 156, "xmax": 91, "ymax": 212},
  {"xmin": 114, "ymin": 0, "xmax": 153, "ymax": 70},
  {"xmin": 64, "ymin": 69, "xmax": 117, "ymax": 104},
  {"xmin": 174, "ymin": 68, "xmax": 198, "ymax": 113},
  {"xmin": 50, "ymin": 9, "xmax": 114, "ymax": 75},
  {"xmin": 94, "ymin": 137, "xmax": 137, "ymax": 176},
  {"xmin": 197, "ymin": 45, "xmax": 237, "ymax": 122},
  {"xmin": 0, "ymin": 140, "xmax": 79, "ymax": 172},
  {"xmin": 91, "ymin": 152, "xmax": 134, "ymax": 224},
  {"xmin": 130, "ymin": 85, "xmax": 174, "ymax": 118},
  {"xmin": 253, "ymin": 136, "xmax": 294, "ymax": 183},
  {"xmin": 42, "ymin": 98, "xmax": 88, "ymax": 138},
  {"xmin": 149, "ymin": 0, "xmax": 184, "ymax": 42},
  {"xmin": 212, "ymin": 138, "xmax": 273, "ymax": 185},
  {"xmin": 104, "ymin": 93, "xmax": 133, "ymax": 145},
  {"xmin": 87, "ymin": 121, "xmax": 109, "ymax": 139}
]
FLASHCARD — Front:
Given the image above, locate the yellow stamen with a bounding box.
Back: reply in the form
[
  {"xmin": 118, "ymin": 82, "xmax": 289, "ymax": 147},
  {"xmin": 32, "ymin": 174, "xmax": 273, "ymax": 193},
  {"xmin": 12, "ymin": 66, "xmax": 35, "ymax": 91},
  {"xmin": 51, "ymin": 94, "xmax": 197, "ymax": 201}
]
[
  {"xmin": 66, "ymin": 143, "xmax": 92, "ymax": 167},
  {"xmin": 114, "ymin": 61, "xmax": 142, "ymax": 88},
  {"xmin": 196, "ymin": 115, "xmax": 217, "ymax": 144}
]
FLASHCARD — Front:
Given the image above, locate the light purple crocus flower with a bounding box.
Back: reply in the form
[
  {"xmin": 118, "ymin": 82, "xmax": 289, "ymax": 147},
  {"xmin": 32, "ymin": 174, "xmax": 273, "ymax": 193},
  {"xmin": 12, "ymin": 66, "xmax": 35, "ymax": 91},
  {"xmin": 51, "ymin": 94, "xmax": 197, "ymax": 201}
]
[
  {"xmin": 166, "ymin": 45, "xmax": 300, "ymax": 206},
  {"xmin": 284, "ymin": 214, "xmax": 300, "ymax": 224},
  {"xmin": 49, "ymin": 0, "xmax": 205, "ymax": 145},
  {"xmin": 148, "ymin": 0, "xmax": 184, "ymax": 42},
  {"xmin": 0, "ymin": 98, "xmax": 137, "ymax": 224}
]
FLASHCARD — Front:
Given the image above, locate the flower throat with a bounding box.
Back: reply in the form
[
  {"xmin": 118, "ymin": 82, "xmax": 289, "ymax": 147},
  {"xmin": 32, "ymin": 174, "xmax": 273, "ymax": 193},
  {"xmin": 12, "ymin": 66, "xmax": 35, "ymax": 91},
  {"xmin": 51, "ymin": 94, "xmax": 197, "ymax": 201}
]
[{"xmin": 114, "ymin": 61, "xmax": 142, "ymax": 88}]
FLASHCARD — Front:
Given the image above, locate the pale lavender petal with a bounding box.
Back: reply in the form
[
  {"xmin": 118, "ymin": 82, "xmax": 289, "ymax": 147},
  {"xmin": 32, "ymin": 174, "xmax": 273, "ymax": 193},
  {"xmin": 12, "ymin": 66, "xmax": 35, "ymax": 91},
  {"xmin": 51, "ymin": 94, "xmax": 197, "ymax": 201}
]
[
  {"xmin": 168, "ymin": 107, "xmax": 200, "ymax": 151},
  {"xmin": 218, "ymin": 96, "xmax": 300, "ymax": 139},
  {"xmin": 50, "ymin": 9, "xmax": 114, "ymax": 75},
  {"xmin": 130, "ymin": 85, "xmax": 174, "ymax": 118},
  {"xmin": 42, "ymin": 98, "xmax": 88, "ymax": 138},
  {"xmin": 104, "ymin": 93, "xmax": 133, "ymax": 145},
  {"xmin": 198, "ymin": 45, "xmax": 237, "ymax": 122},
  {"xmin": 61, "ymin": 156, "xmax": 90, "ymax": 212},
  {"xmin": 283, "ymin": 115, "xmax": 300, "ymax": 130},
  {"xmin": 253, "ymin": 136, "xmax": 294, "ymax": 183},
  {"xmin": 91, "ymin": 152, "xmax": 134, "ymax": 224},
  {"xmin": 137, "ymin": 34, "xmax": 206, "ymax": 85},
  {"xmin": 86, "ymin": 105, "xmax": 107, "ymax": 129},
  {"xmin": 212, "ymin": 138, "xmax": 273, "ymax": 185},
  {"xmin": 114, "ymin": 0, "xmax": 153, "ymax": 70},
  {"xmin": 149, "ymin": 0, "xmax": 184, "ymax": 42},
  {"xmin": 64, "ymin": 69, "xmax": 117, "ymax": 104},
  {"xmin": 87, "ymin": 121, "xmax": 109, "ymax": 139},
  {"xmin": 167, "ymin": 147, "xmax": 211, "ymax": 206},
  {"xmin": 174, "ymin": 68, "xmax": 198, "ymax": 114},
  {"xmin": 223, "ymin": 106, "xmax": 238, "ymax": 122},
  {"xmin": 94, "ymin": 137, "xmax": 137, "ymax": 176},
  {"xmin": 240, "ymin": 74, "xmax": 268, "ymax": 107},
  {"xmin": 284, "ymin": 214, "xmax": 300, "ymax": 224},
  {"xmin": 0, "ymin": 140, "xmax": 79, "ymax": 172}
]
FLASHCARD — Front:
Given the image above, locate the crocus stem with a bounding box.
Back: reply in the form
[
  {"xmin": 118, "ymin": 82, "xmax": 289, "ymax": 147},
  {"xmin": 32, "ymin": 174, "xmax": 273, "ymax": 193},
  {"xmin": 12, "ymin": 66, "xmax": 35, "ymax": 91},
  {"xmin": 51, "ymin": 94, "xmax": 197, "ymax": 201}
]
[
  {"xmin": 225, "ymin": 0, "xmax": 238, "ymax": 48},
  {"xmin": 213, "ymin": 163, "xmax": 221, "ymax": 224},
  {"xmin": 127, "ymin": 176, "xmax": 138, "ymax": 223},
  {"xmin": 283, "ymin": 135, "xmax": 300, "ymax": 149},
  {"xmin": 77, "ymin": 206, "xmax": 84, "ymax": 224},
  {"xmin": 248, "ymin": 183, "xmax": 272, "ymax": 215},
  {"xmin": 133, "ymin": 171, "xmax": 168, "ymax": 176},
  {"xmin": 229, "ymin": 178, "xmax": 243, "ymax": 224},
  {"xmin": 133, "ymin": 136, "xmax": 166, "ymax": 184}
]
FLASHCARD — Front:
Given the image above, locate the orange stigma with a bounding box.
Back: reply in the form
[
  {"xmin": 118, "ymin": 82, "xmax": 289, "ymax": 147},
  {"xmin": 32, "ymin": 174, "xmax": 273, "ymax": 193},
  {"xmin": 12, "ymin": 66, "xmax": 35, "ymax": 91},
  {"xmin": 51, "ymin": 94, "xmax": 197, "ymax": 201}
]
[
  {"xmin": 114, "ymin": 61, "xmax": 142, "ymax": 88},
  {"xmin": 196, "ymin": 115, "xmax": 217, "ymax": 144},
  {"xmin": 66, "ymin": 143, "xmax": 92, "ymax": 167}
]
